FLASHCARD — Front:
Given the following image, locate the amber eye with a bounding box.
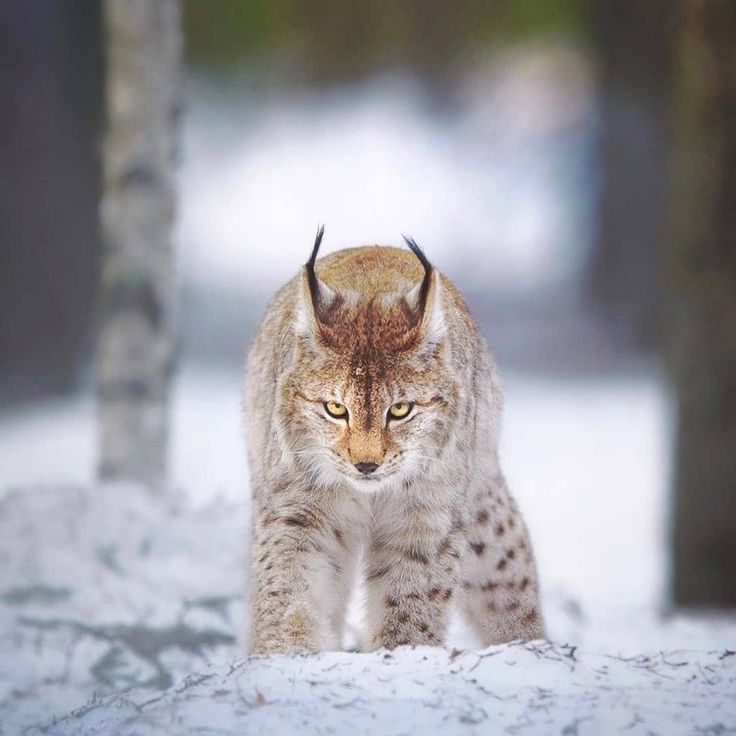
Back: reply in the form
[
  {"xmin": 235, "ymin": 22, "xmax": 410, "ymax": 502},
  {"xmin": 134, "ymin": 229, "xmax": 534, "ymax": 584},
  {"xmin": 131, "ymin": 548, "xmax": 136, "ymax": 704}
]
[
  {"xmin": 324, "ymin": 401, "xmax": 348, "ymax": 419},
  {"xmin": 388, "ymin": 401, "xmax": 413, "ymax": 420}
]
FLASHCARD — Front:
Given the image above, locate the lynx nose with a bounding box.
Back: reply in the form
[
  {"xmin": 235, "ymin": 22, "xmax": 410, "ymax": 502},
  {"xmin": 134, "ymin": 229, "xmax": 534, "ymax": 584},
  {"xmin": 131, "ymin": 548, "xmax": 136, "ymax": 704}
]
[{"xmin": 355, "ymin": 461, "xmax": 379, "ymax": 475}]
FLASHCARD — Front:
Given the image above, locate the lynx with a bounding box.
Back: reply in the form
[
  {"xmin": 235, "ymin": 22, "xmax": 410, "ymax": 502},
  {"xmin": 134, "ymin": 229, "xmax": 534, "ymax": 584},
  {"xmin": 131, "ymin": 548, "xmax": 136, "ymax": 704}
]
[{"xmin": 244, "ymin": 229, "xmax": 544, "ymax": 654}]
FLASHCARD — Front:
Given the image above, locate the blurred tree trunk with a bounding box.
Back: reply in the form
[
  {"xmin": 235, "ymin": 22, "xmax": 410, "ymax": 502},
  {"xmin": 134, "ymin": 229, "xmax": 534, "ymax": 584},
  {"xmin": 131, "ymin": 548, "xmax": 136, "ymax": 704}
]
[
  {"xmin": 97, "ymin": 0, "xmax": 182, "ymax": 487},
  {"xmin": 0, "ymin": 2, "xmax": 102, "ymax": 403},
  {"xmin": 670, "ymin": 0, "xmax": 736, "ymax": 607},
  {"xmin": 584, "ymin": 0, "xmax": 676, "ymax": 349}
]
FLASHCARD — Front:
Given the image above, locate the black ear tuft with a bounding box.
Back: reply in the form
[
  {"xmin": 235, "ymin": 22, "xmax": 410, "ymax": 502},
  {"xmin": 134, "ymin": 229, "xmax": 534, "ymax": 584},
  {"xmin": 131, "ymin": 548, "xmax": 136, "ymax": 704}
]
[
  {"xmin": 402, "ymin": 234, "xmax": 433, "ymax": 318},
  {"xmin": 307, "ymin": 224, "xmax": 325, "ymax": 270},
  {"xmin": 402, "ymin": 234, "xmax": 432, "ymax": 275},
  {"xmin": 306, "ymin": 224, "xmax": 326, "ymax": 307}
]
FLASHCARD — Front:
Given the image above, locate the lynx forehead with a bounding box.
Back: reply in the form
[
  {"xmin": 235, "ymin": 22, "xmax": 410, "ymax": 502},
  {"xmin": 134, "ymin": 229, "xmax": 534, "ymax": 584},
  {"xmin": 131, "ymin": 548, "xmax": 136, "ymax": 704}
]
[{"xmin": 244, "ymin": 230, "xmax": 544, "ymax": 653}]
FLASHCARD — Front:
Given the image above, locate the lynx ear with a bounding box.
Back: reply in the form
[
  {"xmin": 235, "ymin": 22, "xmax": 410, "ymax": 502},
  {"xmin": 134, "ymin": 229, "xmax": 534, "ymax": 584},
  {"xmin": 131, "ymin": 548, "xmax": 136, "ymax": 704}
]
[
  {"xmin": 402, "ymin": 235, "xmax": 446, "ymax": 345},
  {"xmin": 294, "ymin": 225, "xmax": 339, "ymax": 336}
]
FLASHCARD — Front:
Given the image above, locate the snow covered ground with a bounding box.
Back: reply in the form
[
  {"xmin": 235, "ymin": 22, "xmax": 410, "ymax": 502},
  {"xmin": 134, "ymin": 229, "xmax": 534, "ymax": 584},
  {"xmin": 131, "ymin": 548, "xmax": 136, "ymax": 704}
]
[
  {"xmin": 2, "ymin": 367, "xmax": 736, "ymax": 734},
  {"xmin": 2, "ymin": 482, "xmax": 735, "ymax": 735},
  {"xmin": 37, "ymin": 644, "xmax": 736, "ymax": 736}
]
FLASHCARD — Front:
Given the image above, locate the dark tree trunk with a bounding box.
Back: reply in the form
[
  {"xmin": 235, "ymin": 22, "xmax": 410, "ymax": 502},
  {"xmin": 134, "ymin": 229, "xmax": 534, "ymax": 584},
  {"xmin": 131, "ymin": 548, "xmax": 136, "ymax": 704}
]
[
  {"xmin": 0, "ymin": 2, "xmax": 103, "ymax": 403},
  {"xmin": 97, "ymin": 0, "xmax": 182, "ymax": 488},
  {"xmin": 584, "ymin": 0, "xmax": 677, "ymax": 350},
  {"xmin": 670, "ymin": 0, "xmax": 736, "ymax": 607}
]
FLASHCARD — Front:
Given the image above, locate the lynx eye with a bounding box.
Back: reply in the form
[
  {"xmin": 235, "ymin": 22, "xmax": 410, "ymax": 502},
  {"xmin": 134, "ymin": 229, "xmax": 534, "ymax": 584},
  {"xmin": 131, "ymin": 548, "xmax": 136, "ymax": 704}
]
[
  {"xmin": 388, "ymin": 401, "xmax": 413, "ymax": 420},
  {"xmin": 324, "ymin": 401, "xmax": 348, "ymax": 419}
]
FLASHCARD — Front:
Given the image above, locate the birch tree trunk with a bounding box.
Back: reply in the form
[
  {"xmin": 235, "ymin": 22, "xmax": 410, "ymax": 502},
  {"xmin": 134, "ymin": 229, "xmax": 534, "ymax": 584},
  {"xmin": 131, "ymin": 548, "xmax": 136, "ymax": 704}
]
[
  {"xmin": 670, "ymin": 0, "xmax": 736, "ymax": 606},
  {"xmin": 97, "ymin": 0, "xmax": 182, "ymax": 488}
]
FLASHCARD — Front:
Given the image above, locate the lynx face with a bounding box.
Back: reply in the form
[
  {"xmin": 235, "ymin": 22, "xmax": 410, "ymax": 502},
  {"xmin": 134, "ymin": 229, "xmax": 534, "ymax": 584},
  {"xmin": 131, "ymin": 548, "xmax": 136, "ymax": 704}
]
[
  {"xmin": 284, "ymin": 336, "xmax": 458, "ymax": 493},
  {"xmin": 280, "ymin": 244, "xmax": 460, "ymax": 493}
]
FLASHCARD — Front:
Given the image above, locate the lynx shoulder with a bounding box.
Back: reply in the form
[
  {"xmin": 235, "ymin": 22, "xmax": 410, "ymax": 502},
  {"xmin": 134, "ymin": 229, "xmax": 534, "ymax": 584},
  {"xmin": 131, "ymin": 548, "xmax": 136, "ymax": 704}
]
[{"xmin": 244, "ymin": 231, "xmax": 544, "ymax": 653}]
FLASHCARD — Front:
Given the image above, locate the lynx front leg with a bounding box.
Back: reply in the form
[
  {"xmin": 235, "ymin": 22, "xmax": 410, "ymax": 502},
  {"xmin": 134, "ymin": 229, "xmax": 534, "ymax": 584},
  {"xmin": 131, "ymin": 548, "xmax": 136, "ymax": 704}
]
[
  {"xmin": 458, "ymin": 472, "xmax": 545, "ymax": 644},
  {"xmin": 364, "ymin": 500, "xmax": 462, "ymax": 650},
  {"xmin": 248, "ymin": 495, "xmax": 347, "ymax": 654}
]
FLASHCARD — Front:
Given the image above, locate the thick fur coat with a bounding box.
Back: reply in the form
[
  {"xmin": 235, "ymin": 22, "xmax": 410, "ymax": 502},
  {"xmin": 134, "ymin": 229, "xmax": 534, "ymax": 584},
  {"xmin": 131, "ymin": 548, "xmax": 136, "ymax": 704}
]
[{"xmin": 244, "ymin": 234, "xmax": 544, "ymax": 653}]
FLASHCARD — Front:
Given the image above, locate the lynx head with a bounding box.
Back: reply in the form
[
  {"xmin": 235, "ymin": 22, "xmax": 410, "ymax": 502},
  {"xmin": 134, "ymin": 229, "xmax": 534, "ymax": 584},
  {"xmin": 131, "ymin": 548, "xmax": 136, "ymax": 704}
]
[{"xmin": 281, "ymin": 228, "xmax": 460, "ymax": 493}]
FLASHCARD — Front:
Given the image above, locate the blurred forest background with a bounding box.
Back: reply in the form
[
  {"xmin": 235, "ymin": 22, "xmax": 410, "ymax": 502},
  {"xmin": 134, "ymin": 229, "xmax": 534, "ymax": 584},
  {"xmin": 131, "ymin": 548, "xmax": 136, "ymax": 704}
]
[{"xmin": 0, "ymin": 0, "xmax": 734, "ymax": 615}]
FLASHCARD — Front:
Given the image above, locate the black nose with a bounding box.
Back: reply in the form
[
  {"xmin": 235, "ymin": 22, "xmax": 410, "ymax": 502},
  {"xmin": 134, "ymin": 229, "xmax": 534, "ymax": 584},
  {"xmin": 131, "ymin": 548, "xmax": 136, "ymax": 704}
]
[{"xmin": 355, "ymin": 461, "xmax": 379, "ymax": 475}]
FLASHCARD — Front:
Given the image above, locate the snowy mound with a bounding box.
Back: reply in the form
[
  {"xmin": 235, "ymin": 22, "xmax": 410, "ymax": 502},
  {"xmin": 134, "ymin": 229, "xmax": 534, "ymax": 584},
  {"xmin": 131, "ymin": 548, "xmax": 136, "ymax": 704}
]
[
  {"xmin": 1, "ymin": 484, "xmax": 735, "ymax": 734},
  {"xmin": 0, "ymin": 484, "xmax": 245, "ymax": 733},
  {"xmin": 32, "ymin": 645, "xmax": 736, "ymax": 735}
]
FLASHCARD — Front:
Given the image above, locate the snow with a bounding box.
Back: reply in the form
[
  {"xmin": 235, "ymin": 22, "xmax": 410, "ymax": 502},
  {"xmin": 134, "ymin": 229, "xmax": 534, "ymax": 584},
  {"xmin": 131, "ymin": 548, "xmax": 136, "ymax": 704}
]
[
  {"xmin": 0, "ymin": 484, "xmax": 245, "ymax": 733},
  {"xmin": 38, "ymin": 646, "xmax": 736, "ymax": 736}
]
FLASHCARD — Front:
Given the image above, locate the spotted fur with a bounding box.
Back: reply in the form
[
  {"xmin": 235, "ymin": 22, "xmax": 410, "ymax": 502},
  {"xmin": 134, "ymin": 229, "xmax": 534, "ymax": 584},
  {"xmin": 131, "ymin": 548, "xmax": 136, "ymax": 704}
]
[{"xmin": 244, "ymin": 237, "xmax": 544, "ymax": 653}]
